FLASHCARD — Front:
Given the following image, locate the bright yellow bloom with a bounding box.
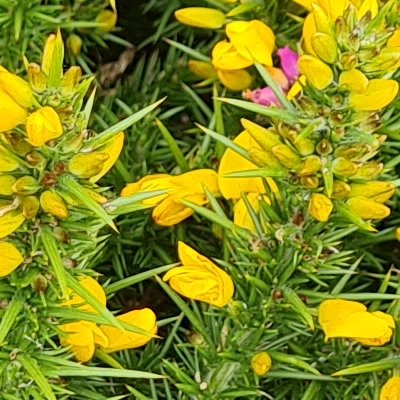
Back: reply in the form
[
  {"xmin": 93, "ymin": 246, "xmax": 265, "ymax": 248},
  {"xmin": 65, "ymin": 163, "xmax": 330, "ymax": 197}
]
[
  {"xmin": 349, "ymin": 79, "xmax": 399, "ymax": 111},
  {"xmin": 188, "ymin": 60, "xmax": 218, "ymax": 80},
  {"xmin": 380, "ymin": 376, "xmax": 400, "ymax": 400},
  {"xmin": 348, "ymin": 182, "xmax": 395, "ymax": 203},
  {"xmin": 100, "ymin": 309, "xmax": 157, "ymax": 352},
  {"xmin": 0, "ymin": 242, "xmax": 24, "ymax": 277},
  {"xmin": 251, "ymin": 352, "xmax": 272, "ymax": 377},
  {"xmin": 40, "ymin": 190, "xmax": 69, "ymax": 220},
  {"xmin": 339, "ymin": 69, "xmax": 369, "ymax": 93},
  {"xmin": 308, "ymin": 193, "xmax": 333, "ymax": 222},
  {"xmin": 0, "ymin": 211, "xmax": 25, "ymax": 239},
  {"xmin": 298, "ymin": 55, "xmax": 333, "ymax": 90},
  {"xmin": 62, "ymin": 276, "xmax": 106, "ymax": 313},
  {"xmin": 163, "ymin": 241, "xmax": 234, "ymax": 307},
  {"xmin": 346, "ymin": 196, "xmax": 391, "ymax": 220},
  {"xmin": 69, "ymin": 152, "xmax": 109, "ymax": 179},
  {"xmin": 0, "ymin": 68, "xmax": 34, "ymax": 108},
  {"xmin": 212, "ymin": 40, "xmax": 253, "ymax": 70},
  {"xmin": 225, "ymin": 20, "xmax": 275, "ymax": 66},
  {"xmin": 388, "ymin": 29, "xmax": 400, "ymax": 48},
  {"xmin": 59, "ymin": 321, "xmax": 109, "ymax": 363},
  {"xmin": 121, "ymin": 170, "xmax": 220, "ymax": 226},
  {"xmin": 234, "ymin": 193, "xmax": 268, "ymax": 232},
  {"xmin": 0, "ymin": 90, "xmax": 28, "ymax": 133},
  {"xmin": 319, "ymin": 299, "xmax": 395, "ymax": 346},
  {"xmin": 217, "ymin": 69, "xmax": 253, "ymax": 91},
  {"xmin": 218, "ymin": 131, "xmax": 266, "ymax": 200},
  {"xmin": 311, "ymin": 32, "xmax": 337, "ymax": 63},
  {"xmin": 287, "ymin": 75, "xmax": 307, "ymax": 100},
  {"xmin": 26, "ymin": 107, "xmax": 63, "ymax": 147},
  {"xmin": 175, "ymin": 7, "xmax": 226, "ymax": 29}
]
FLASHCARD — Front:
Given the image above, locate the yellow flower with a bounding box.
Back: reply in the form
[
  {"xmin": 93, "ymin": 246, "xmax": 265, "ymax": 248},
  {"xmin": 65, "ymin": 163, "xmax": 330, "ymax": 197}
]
[
  {"xmin": 100, "ymin": 308, "xmax": 157, "ymax": 352},
  {"xmin": 388, "ymin": 29, "xmax": 400, "ymax": 48},
  {"xmin": 0, "ymin": 241, "xmax": 24, "ymax": 277},
  {"xmin": 396, "ymin": 228, "xmax": 400, "ymax": 242},
  {"xmin": 62, "ymin": 276, "xmax": 106, "ymax": 313},
  {"xmin": 121, "ymin": 170, "xmax": 220, "ymax": 227},
  {"xmin": 318, "ymin": 299, "xmax": 395, "ymax": 346},
  {"xmin": 69, "ymin": 153, "xmax": 110, "ymax": 179},
  {"xmin": 380, "ymin": 376, "xmax": 400, "ymax": 400},
  {"xmin": 0, "ymin": 211, "xmax": 25, "ymax": 239},
  {"xmin": 40, "ymin": 190, "xmax": 69, "ymax": 220},
  {"xmin": 175, "ymin": 7, "xmax": 226, "ymax": 29},
  {"xmin": 339, "ymin": 69, "xmax": 369, "ymax": 93},
  {"xmin": 218, "ymin": 130, "xmax": 266, "ymax": 199},
  {"xmin": 346, "ymin": 196, "xmax": 390, "ymax": 220},
  {"xmin": 287, "ymin": 75, "xmax": 307, "ymax": 100},
  {"xmin": 163, "ymin": 241, "xmax": 234, "ymax": 307},
  {"xmin": 59, "ymin": 321, "xmax": 109, "ymax": 363},
  {"xmin": 217, "ymin": 69, "xmax": 253, "ymax": 91},
  {"xmin": 251, "ymin": 352, "xmax": 272, "ymax": 377},
  {"xmin": 225, "ymin": 20, "xmax": 275, "ymax": 66},
  {"xmin": 310, "ymin": 32, "xmax": 337, "ymax": 63},
  {"xmin": 26, "ymin": 107, "xmax": 63, "ymax": 147},
  {"xmin": 188, "ymin": 60, "xmax": 218, "ymax": 80},
  {"xmin": 349, "ymin": 79, "xmax": 399, "ymax": 111},
  {"xmin": 308, "ymin": 193, "xmax": 333, "ymax": 222},
  {"xmin": 212, "ymin": 40, "xmax": 253, "ymax": 70},
  {"xmin": 298, "ymin": 55, "xmax": 333, "ymax": 90},
  {"xmin": 0, "ymin": 90, "xmax": 28, "ymax": 133},
  {"xmin": 0, "ymin": 67, "xmax": 34, "ymax": 108},
  {"xmin": 348, "ymin": 182, "xmax": 395, "ymax": 203}
]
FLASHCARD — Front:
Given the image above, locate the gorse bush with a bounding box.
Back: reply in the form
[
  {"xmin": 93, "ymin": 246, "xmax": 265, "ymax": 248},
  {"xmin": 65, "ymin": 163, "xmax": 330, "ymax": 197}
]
[{"xmin": 1, "ymin": 0, "xmax": 400, "ymax": 399}]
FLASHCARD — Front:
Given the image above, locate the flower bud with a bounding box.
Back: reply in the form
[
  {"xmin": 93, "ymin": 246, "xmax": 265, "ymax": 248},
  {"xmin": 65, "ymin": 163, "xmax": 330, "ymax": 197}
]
[
  {"xmin": 218, "ymin": 69, "xmax": 253, "ymax": 91},
  {"xmin": 0, "ymin": 145, "xmax": 19, "ymax": 172},
  {"xmin": 298, "ymin": 155, "xmax": 321, "ymax": 176},
  {"xmin": 248, "ymin": 147, "xmax": 284, "ymax": 169},
  {"xmin": 26, "ymin": 151, "xmax": 46, "ymax": 168},
  {"xmin": 346, "ymin": 197, "xmax": 390, "ymax": 220},
  {"xmin": 339, "ymin": 53, "xmax": 358, "ymax": 70},
  {"xmin": 27, "ymin": 63, "xmax": 47, "ymax": 92},
  {"xmin": 0, "ymin": 176, "xmax": 16, "ymax": 195},
  {"xmin": 251, "ymin": 352, "xmax": 272, "ymax": 377},
  {"xmin": 309, "ymin": 193, "xmax": 333, "ymax": 222},
  {"xmin": 12, "ymin": 176, "xmax": 40, "ymax": 195},
  {"xmin": 293, "ymin": 136, "xmax": 315, "ymax": 156},
  {"xmin": 312, "ymin": 3, "xmax": 333, "ymax": 34},
  {"xmin": 175, "ymin": 7, "xmax": 225, "ymax": 29},
  {"xmin": 69, "ymin": 152, "xmax": 109, "ymax": 179},
  {"xmin": 332, "ymin": 180, "xmax": 351, "ymax": 199},
  {"xmin": 311, "ymin": 33, "xmax": 337, "ymax": 64},
  {"xmin": 61, "ymin": 66, "xmax": 82, "ymax": 95},
  {"xmin": 352, "ymin": 162, "xmax": 383, "ymax": 180},
  {"xmin": 42, "ymin": 30, "xmax": 64, "ymax": 87},
  {"xmin": 316, "ymin": 139, "xmax": 333, "ymax": 155},
  {"xmin": 334, "ymin": 143, "xmax": 369, "ymax": 160},
  {"xmin": 7, "ymin": 134, "xmax": 32, "ymax": 156},
  {"xmin": 26, "ymin": 107, "xmax": 63, "ymax": 147},
  {"xmin": 40, "ymin": 190, "xmax": 69, "ymax": 220},
  {"xmin": 241, "ymin": 119, "xmax": 281, "ymax": 151},
  {"xmin": 332, "ymin": 157, "xmax": 358, "ymax": 177},
  {"xmin": 96, "ymin": 9, "xmax": 117, "ymax": 32},
  {"xmin": 67, "ymin": 34, "xmax": 82, "ymax": 57},
  {"xmin": 349, "ymin": 182, "xmax": 395, "ymax": 203},
  {"xmin": 298, "ymin": 55, "xmax": 333, "ymax": 90},
  {"xmin": 271, "ymin": 144, "xmax": 301, "ymax": 170},
  {"xmin": 300, "ymin": 175, "xmax": 319, "ymax": 189},
  {"xmin": 188, "ymin": 60, "xmax": 217, "ymax": 80},
  {"xmin": 22, "ymin": 196, "xmax": 40, "ymax": 219}
]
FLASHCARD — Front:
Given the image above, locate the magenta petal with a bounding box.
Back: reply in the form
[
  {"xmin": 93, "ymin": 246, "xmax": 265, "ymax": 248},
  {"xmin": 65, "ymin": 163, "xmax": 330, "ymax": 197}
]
[
  {"xmin": 248, "ymin": 88, "xmax": 281, "ymax": 107},
  {"xmin": 278, "ymin": 46, "xmax": 300, "ymax": 83}
]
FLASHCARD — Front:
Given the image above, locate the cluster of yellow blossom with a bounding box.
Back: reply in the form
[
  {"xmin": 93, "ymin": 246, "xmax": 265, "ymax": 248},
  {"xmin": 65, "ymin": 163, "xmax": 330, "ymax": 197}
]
[
  {"xmin": 60, "ymin": 277, "xmax": 157, "ymax": 362},
  {"xmin": 0, "ymin": 31, "xmax": 123, "ymax": 277}
]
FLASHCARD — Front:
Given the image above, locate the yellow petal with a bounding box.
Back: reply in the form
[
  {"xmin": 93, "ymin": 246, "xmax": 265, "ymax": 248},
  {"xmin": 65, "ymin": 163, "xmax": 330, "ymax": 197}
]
[
  {"xmin": 226, "ymin": 20, "xmax": 275, "ymax": 65},
  {"xmin": 380, "ymin": 377, "xmax": 400, "ymax": 400},
  {"xmin": 353, "ymin": 0, "xmax": 378, "ymax": 19},
  {"xmin": 62, "ymin": 276, "xmax": 107, "ymax": 313},
  {"xmin": 100, "ymin": 308, "xmax": 157, "ymax": 353},
  {"xmin": 240, "ymin": 119, "xmax": 281, "ymax": 151},
  {"xmin": 388, "ymin": 29, "xmax": 400, "ymax": 48},
  {"xmin": 338, "ymin": 69, "xmax": 369, "ymax": 93},
  {"xmin": 0, "ymin": 241, "xmax": 24, "ymax": 277},
  {"xmin": 234, "ymin": 193, "xmax": 270, "ymax": 232},
  {"xmin": 170, "ymin": 169, "xmax": 220, "ymax": 197},
  {"xmin": 217, "ymin": 69, "xmax": 253, "ymax": 91},
  {"xmin": 0, "ymin": 176, "xmax": 16, "ymax": 195},
  {"xmin": 96, "ymin": 9, "xmax": 117, "ymax": 32},
  {"xmin": 152, "ymin": 195, "xmax": 198, "ymax": 226},
  {"xmin": 347, "ymin": 196, "xmax": 391, "ymax": 220},
  {"xmin": 121, "ymin": 174, "xmax": 171, "ymax": 206},
  {"xmin": 188, "ymin": 60, "xmax": 218, "ymax": 80},
  {"xmin": 251, "ymin": 352, "xmax": 272, "ymax": 377},
  {"xmin": 40, "ymin": 190, "xmax": 69, "ymax": 220},
  {"xmin": 69, "ymin": 152, "xmax": 109, "ymax": 179},
  {"xmin": 0, "ymin": 70, "xmax": 34, "ymax": 108},
  {"xmin": 0, "ymin": 211, "xmax": 25, "ymax": 239},
  {"xmin": 311, "ymin": 33, "xmax": 337, "ymax": 63},
  {"xmin": 349, "ymin": 79, "xmax": 399, "ymax": 111},
  {"xmin": 349, "ymin": 182, "xmax": 395, "ymax": 203},
  {"xmin": 164, "ymin": 242, "xmax": 234, "ymax": 307},
  {"xmin": 0, "ymin": 90, "xmax": 27, "ymax": 133},
  {"xmin": 218, "ymin": 130, "xmax": 265, "ymax": 199},
  {"xmin": 42, "ymin": 31, "xmax": 64, "ymax": 86},
  {"xmin": 287, "ymin": 75, "xmax": 307, "ymax": 100},
  {"xmin": 212, "ymin": 40, "xmax": 253, "ymax": 71},
  {"xmin": 0, "ymin": 145, "xmax": 20, "ymax": 172},
  {"xmin": 26, "ymin": 107, "xmax": 63, "ymax": 147},
  {"xmin": 308, "ymin": 193, "xmax": 333, "ymax": 222},
  {"xmin": 302, "ymin": 13, "xmax": 317, "ymax": 56},
  {"xmin": 293, "ymin": 0, "xmax": 313, "ymax": 10},
  {"xmin": 175, "ymin": 7, "xmax": 225, "ymax": 29},
  {"xmin": 298, "ymin": 55, "xmax": 333, "ymax": 90}
]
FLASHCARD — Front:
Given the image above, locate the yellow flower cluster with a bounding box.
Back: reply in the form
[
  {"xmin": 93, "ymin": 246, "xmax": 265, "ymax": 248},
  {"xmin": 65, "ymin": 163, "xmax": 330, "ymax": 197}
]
[
  {"xmin": 60, "ymin": 277, "xmax": 157, "ymax": 362},
  {"xmin": 0, "ymin": 32, "xmax": 124, "ymax": 278}
]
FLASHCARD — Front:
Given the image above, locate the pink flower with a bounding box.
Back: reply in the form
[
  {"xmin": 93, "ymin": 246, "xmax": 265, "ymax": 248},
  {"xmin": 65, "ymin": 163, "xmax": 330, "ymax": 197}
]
[
  {"xmin": 277, "ymin": 47, "xmax": 299, "ymax": 83},
  {"xmin": 244, "ymin": 87, "xmax": 281, "ymax": 107}
]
